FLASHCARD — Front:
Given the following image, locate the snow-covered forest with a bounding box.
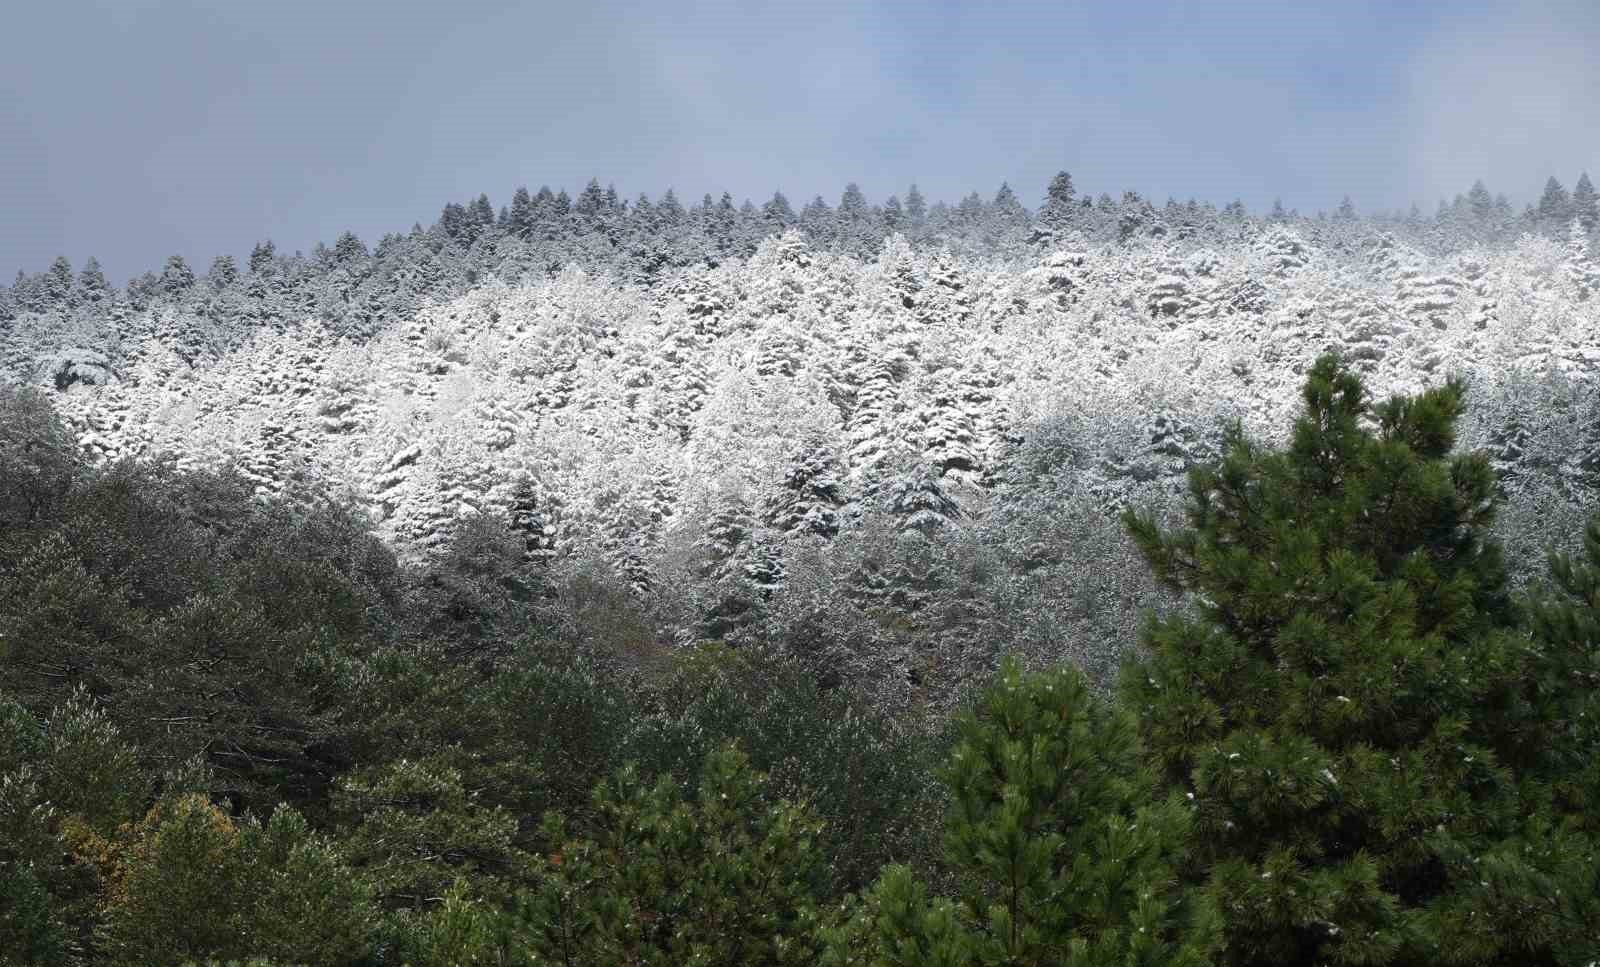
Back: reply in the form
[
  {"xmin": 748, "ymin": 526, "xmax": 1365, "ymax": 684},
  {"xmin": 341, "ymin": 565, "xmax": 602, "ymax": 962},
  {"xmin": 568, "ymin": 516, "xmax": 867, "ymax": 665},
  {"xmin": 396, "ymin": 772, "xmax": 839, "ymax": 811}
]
[{"xmin": 6, "ymin": 173, "xmax": 1600, "ymax": 704}]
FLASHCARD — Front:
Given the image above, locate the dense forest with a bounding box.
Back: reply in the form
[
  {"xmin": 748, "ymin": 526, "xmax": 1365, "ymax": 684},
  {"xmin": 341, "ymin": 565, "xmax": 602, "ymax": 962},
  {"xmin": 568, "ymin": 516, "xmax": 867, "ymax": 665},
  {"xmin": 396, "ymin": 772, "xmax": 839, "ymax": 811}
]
[{"xmin": 4, "ymin": 175, "xmax": 1600, "ymax": 964}]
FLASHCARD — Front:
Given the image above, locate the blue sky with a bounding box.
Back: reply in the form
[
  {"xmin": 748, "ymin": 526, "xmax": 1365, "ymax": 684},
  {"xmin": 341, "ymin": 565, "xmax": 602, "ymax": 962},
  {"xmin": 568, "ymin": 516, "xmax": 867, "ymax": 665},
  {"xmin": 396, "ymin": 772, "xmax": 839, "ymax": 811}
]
[{"xmin": 2, "ymin": 0, "xmax": 1594, "ymax": 283}]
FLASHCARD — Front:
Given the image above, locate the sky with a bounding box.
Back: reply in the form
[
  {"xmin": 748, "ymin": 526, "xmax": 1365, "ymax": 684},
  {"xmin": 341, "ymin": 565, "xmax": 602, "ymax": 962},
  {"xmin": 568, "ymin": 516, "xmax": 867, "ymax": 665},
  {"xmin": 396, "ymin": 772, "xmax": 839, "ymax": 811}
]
[{"xmin": 2, "ymin": 0, "xmax": 1596, "ymax": 284}]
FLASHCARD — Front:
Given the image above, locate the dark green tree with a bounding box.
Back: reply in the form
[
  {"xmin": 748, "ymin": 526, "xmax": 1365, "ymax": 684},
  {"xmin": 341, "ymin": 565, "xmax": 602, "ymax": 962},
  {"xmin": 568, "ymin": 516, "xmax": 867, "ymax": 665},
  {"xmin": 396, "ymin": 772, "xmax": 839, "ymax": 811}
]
[
  {"xmin": 1121, "ymin": 353, "xmax": 1597, "ymax": 965},
  {"xmin": 518, "ymin": 743, "xmax": 830, "ymax": 966},
  {"xmin": 832, "ymin": 658, "xmax": 1215, "ymax": 966}
]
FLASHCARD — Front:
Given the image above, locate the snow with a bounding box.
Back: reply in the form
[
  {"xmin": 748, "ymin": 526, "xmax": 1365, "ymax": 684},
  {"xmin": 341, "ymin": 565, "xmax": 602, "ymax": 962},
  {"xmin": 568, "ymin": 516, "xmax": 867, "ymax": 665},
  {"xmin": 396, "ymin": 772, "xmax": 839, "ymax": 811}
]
[{"xmin": 7, "ymin": 212, "xmax": 1600, "ymax": 705}]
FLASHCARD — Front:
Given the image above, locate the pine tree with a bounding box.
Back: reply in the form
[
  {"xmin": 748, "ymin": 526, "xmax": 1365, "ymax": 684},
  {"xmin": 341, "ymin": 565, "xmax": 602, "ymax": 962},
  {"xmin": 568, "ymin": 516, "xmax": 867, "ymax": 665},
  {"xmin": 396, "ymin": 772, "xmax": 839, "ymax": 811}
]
[
  {"xmin": 199, "ymin": 255, "xmax": 234, "ymax": 292},
  {"xmin": 468, "ymin": 193, "xmax": 496, "ymax": 240},
  {"xmin": 519, "ymin": 744, "xmax": 830, "ymax": 965},
  {"xmin": 1573, "ymin": 171, "xmax": 1598, "ymax": 233},
  {"xmin": 333, "ymin": 230, "xmax": 368, "ymax": 265},
  {"xmin": 1538, "ymin": 175, "xmax": 1572, "ymax": 233},
  {"xmin": 882, "ymin": 194, "xmax": 904, "ymax": 234},
  {"xmin": 1467, "ymin": 179, "xmax": 1494, "ymax": 222},
  {"xmin": 1034, "ymin": 170, "xmax": 1077, "ymax": 245},
  {"xmin": 905, "ymin": 184, "xmax": 927, "ymax": 227},
  {"xmin": 159, "ymin": 254, "xmax": 194, "ymax": 295},
  {"xmin": 1121, "ymin": 354, "xmax": 1597, "ymax": 965},
  {"xmin": 42, "ymin": 256, "xmax": 74, "ymax": 308},
  {"xmin": 508, "ymin": 185, "xmax": 535, "ymax": 239},
  {"xmin": 75, "ymin": 257, "xmax": 111, "ymax": 304},
  {"xmin": 986, "ymin": 181, "xmax": 1029, "ymax": 251},
  {"xmin": 249, "ymin": 240, "xmax": 277, "ymax": 275},
  {"xmin": 763, "ymin": 190, "xmax": 795, "ymax": 231},
  {"xmin": 1529, "ymin": 514, "xmax": 1600, "ymax": 824},
  {"xmin": 834, "ymin": 658, "xmax": 1216, "ymax": 966}
]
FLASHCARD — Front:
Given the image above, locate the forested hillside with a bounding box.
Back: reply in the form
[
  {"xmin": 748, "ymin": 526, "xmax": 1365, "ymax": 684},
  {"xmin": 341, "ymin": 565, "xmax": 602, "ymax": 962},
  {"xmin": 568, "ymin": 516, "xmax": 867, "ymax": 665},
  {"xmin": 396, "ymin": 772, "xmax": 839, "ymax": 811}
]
[
  {"xmin": 5, "ymin": 174, "xmax": 1600, "ymax": 965},
  {"xmin": 5, "ymin": 175, "xmax": 1600, "ymax": 704}
]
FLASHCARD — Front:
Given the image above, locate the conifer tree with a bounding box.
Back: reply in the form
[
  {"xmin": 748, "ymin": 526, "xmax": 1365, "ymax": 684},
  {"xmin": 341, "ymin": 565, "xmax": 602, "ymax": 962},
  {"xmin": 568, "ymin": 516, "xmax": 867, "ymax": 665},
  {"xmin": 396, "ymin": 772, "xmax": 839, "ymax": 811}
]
[
  {"xmin": 468, "ymin": 192, "xmax": 496, "ymax": 240},
  {"xmin": 1538, "ymin": 175, "xmax": 1572, "ymax": 233},
  {"xmin": 763, "ymin": 190, "xmax": 796, "ymax": 231},
  {"xmin": 42, "ymin": 256, "xmax": 74, "ymax": 308},
  {"xmin": 206, "ymin": 254, "xmax": 238, "ymax": 289},
  {"xmin": 835, "ymin": 658, "xmax": 1215, "ymax": 966},
  {"xmin": 1034, "ymin": 170, "xmax": 1078, "ymax": 245},
  {"xmin": 509, "ymin": 185, "xmax": 535, "ymax": 239},
  {"xmin": 248, "ymin": 240, "xmax": 277, "ymax": 275},
  {"xmin": 1121, "ymin": 354, "xmax": 1597, "ymax": 965},
  {"xmin": 519, "ymin": 743, "xmax": 830, "ymax": 965},
  {"xmin": 905, "ymin": 184, "xmax": 927, "ymax": 227},
  {"xmin": 1529, "ymin": 513, "xmax": 1600, "ymax": 834},
  {"xmin": 1467, "ymin": 179, "xmax": 1494, "ymax": 222},
  {"xmin": 1573, "ymin": 171, "xmax": 1598, "ymax": 233},
  {"xmin": 159, "ymin": 255, "xmax": 194, "ymax": 296},
  {"xmin": 75, "ymin": 257, "xmax": 111, "ymax": 304}
]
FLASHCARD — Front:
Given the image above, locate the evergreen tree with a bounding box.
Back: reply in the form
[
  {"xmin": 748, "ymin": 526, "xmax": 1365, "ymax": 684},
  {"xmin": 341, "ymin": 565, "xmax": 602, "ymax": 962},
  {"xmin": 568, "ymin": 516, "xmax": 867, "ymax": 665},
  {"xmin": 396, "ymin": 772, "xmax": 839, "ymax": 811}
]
[
  {"xmin": 1334, "ymin": 195, "xmax": 1356, "ymax": 221},
  {"xmin": 800, "ymin": 195, "xmax": 835, "ymax": 246},
  {"xmin": 438, "ymin": 202, "xmax": 470, "ymax": 244},
  {"xmin": 332, "ymin": 230, "xmax": 368, "ymax": 265},
  {"xmin": 519, "ymin": 744, "xmax": 830, "ymax": 965},
  {"xmin": 1121, "ymin": 354, "xmax": 1597, "ymax": 965},
  {"xmin": 159, "ymin": 255, "xmax": 194, "ymax": 295},
  {"xmin": 986, "ymin": 181, "xmax": 1029, "ymax": 251},
  {"xmin": 1467, "ymin": 179, "xmax": 1494, "ymax": 222},
  {"xmin": 75, "ymin": 257, "xmax": 111, "ymax": 304},
  {"xmin": 838, "ymin": 183, "xmax": 876, "ymax": 254},
  {"xmin": 574, "ymin": 177, "xmax": 607, "ymax": 230},
  {"xmin": 508, "ymin": 185, "xmax": 535, "ymax": 239},
  {"xmin": 1573, "ymin": 171, "xmax": 1598, "ymax": 233},
  {"xmin": 1035, "ymin": 170, "xmax": 1078, "ymax": 245},
  {"xmin": 202, "ymin": 256, "xmax": 235, "ymax": 294},
  {"xmin": 248, "ymin": 240, "xmax": 277, "ymax": 275},
  {"xmin": 1538, "ymin": 175, "xmax": 1572, "ymax": 233},
  {"xmin": 882, "ymin": 194, "xmax": 904, "ymax": 234},
  {"xmin": 42, "ymin": 256, "xmax": 74, "ymax": 308},
  {"xmin": 763, "ymin": 190, "xmax": 796, "ymax": 231},
  {"xmin": 905, "ymin": 184, "xmax": 927, "ymax": 227},
  {"xmin": 834, "ymin": 658, "xmax": 1215, "ymax": 966},
  {"xmin": 1528, "ymin": 513, "xmax": 1600, "ymax": 846},
  {"xmin": 468, "ymin": 193, "xmax": 496, "ymax": 240}
]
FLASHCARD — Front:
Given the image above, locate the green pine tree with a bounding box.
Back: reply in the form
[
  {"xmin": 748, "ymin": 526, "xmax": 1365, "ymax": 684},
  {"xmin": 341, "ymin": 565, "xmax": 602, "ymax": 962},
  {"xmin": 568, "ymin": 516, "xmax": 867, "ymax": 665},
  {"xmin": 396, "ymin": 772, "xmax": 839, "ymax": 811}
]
[
  {"xmin": 1120, "ymin": 353, "xmax": 1597, "ymax": 965},
  {"xmin": 517, "ymin": 742, "xmax": 830, "ymax": 966},
  {"xmin": 832, "ymin": 657, "xmax": 1215, "ymax": 966}
]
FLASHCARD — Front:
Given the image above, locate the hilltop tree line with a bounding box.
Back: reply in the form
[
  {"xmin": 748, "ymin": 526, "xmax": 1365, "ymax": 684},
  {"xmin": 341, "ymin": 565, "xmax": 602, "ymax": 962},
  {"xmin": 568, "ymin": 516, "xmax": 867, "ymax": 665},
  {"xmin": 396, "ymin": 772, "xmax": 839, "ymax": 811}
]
[
  {"xmin": 5, "ymin": 170, "xmax": 1597, "ymax": 343},
  {"xmin": 4, "ymin": 355, "xmax": 1600, "ymax": 965}
]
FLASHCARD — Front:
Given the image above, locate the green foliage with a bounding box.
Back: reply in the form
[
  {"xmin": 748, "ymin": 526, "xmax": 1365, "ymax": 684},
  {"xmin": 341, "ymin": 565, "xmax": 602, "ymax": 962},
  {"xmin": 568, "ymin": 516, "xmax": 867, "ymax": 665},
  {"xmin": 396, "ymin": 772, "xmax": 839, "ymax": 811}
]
[
  {"xmin": 1528, "ymin": 513, "xmax": 1600, "ymax": 822},
  {"xmin": 837, "ymin": 658, "xmax": 1213, "ymax": 966},
  {"xmin": 0, "ymin": 692, "xmax": 143, "ymax": 966},
  {"xmin": 102, "ymin": 794, "xmax": 374, "ymax": 965},
  {"xmin": 38, "ymin": 687, "xmax": 148, "ymax": 836},
  {"xmin": 1120, "ymin": 354, "xmax": 1597, "ymax": 965},
  {"xmin": 333, "ymin": 755, "xmax": 527, "ymax": 910},
  {"xmin": 626, "ymin": 643, "xmax": 942, "ymax": 892},
  {"xmin": 102, "ymin": 795, "xmax": 249, "ymax": 964},
  {"xmin": 0, "ymin": 385, "xmax": 80, "ymax": 537},
  {"xmin": 517, "ymin": 743, "xmax": 832, "ymax": 965}
]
